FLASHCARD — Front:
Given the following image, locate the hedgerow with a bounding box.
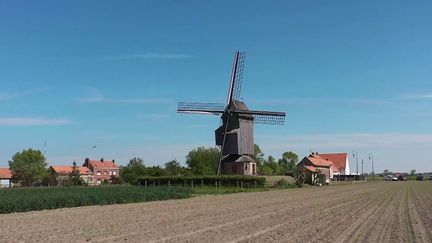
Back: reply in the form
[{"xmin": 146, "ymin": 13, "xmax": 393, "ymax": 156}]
[
  {"xmin": 0, "ymin": 186, "xmax": 192, "ymax": 214},
  {"xmin": 134, "ymin": 175, "xmax": 266, "ymax": 187}
]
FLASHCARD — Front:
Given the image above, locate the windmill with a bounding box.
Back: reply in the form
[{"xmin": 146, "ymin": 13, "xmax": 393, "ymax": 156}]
[{"xmin": 177, "ymin": 52, "xmax": 286, "ymax": 175}]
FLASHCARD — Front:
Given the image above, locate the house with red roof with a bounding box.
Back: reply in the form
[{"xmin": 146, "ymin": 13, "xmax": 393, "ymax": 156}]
[
  {"xmin": 315, "ymin": 153, "xmax": 350, "ymax": 176},
  {"xmin": 49, "ymin": 165, "xmax": 93, "ymax": 185},
  {"xmin": 0, "ymin": 168, "xmax": 13, "ymax": 187},
  {"xmin": 83, "ymin": 158, "xmax": 120, "ymax": 185},
  {"xmin": 297, "ymin": 153, "xmax": 334, "ymax": 185}
]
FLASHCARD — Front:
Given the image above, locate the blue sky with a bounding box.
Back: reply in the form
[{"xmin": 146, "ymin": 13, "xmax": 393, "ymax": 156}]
[{"xmin": 1, "ymin": 1, "xmax": 431, "ymax": 173}]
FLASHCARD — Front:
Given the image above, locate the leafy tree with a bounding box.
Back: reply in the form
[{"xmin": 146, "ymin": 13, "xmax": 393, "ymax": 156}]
[
  {"xmin": 186, "ymin": 147, "xmax": 219, "ymax": 175},
  {"xmin": 262, "ymin": 155, "xmax": 281, "ymax": 175},
  {"xmin": 252, "ymin": 144, "xmax": 265, "ymax": 167},
  {"xmin": 278, "ymin": 151, "xmax": 299, "ymax": 173},
  {"xmin": 110, "ymin": 175, "xmax": 124, "ymax": 184},
  {"xmin": 144, "ymin": 166, "xmax": 167, "ymax": 176},
  {"xmin": 69, "ymin": 161, "xmax": 84, "ymax": 186},
  {"xmin": 260, "ymin": 166, "xmax": 273, "ymax": 176},
  {"xmin": 120, "ymin": 157, "xmax": 146, "ymax": 183},
  {"xmin": 293, "ymin": 166, "xmax": 305, "ymax": 188},
  {"xmin": 165, "ymin": 159, "xmax": 181, "ymax": 175},
  {"xmin": 410, "ymin": 169, "xmax": 416, "ymax": 176},
  {"xmin": 165, "ymin": 159, "xmax": 190, "ymax": 176},
  {"xmin": 9, "ymin": 149, "xmax": 47, "ymax": 186}
]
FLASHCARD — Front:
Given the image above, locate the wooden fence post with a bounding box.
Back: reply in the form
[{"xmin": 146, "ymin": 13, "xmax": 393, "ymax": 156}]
[
  {"xmin": 145, "ymin": 180, "xmax": 147, "ymax": 187},
  {"xmin": 191, "ymin": 180, "xmax": 194, "ymax": 189},
  {"xmin": 201, "ymin": 180, "xmax": 203, "ymax": 188}
]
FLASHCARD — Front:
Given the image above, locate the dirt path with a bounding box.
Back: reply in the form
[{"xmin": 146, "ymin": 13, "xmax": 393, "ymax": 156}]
[{"xmin": 1, "ymin": 182, "xmax": 431, "ymax": 242}]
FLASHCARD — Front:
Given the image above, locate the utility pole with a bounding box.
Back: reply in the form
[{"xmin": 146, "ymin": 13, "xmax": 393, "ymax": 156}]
[
  {"xmin": 361, "ymin": 159, "xmax": 364, "ymax": 176},
  {"xmin": 352, "ymin": 150, "xmax": 359, "ymax": 175},
  {"xmin": 368, "ymin": 153, "xmax": 375, "ymax": 180}
]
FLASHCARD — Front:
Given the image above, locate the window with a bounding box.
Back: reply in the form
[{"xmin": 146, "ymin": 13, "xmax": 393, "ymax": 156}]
[
  {"xmin": 96, "ymin": 172, "xmax": 101, "ymax": 176},
  {"xmin": 109, "ymin": 171, "xmax": 113, "ymax": 176},
  {"xmin": 113, "ymin": 171, "xmax": 117, "ymax": 176},
  {"xmin": 103, "ymin": 171, "xmax": 107, "ymax": 176}
]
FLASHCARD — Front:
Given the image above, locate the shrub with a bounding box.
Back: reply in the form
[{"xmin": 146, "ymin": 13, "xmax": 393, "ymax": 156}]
[{"xmin": 134, "ymin": 175, "xmax": 266, "ymax": 187}]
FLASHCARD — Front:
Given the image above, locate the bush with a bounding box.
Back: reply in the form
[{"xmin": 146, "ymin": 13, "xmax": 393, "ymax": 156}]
[
  {"xmin": 134, "ymin": 175, "xmax": 266, "ymax": 187},
  {"xmin": 0, "ymin": 186, "xmax": 192, "ymax": 214}
]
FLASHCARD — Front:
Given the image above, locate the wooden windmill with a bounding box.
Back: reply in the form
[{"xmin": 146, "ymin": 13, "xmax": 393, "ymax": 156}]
[{"xmin": 178, "ymin": 52, "xmax": 286, "ymax": 175}]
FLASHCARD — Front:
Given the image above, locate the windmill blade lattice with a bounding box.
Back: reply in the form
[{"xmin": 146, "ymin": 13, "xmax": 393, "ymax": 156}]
[
  {"xmin": 232, "ymin": 52, "xmax": 246, "ymax": 101},
  {"xmin": 233, "ymin": 109, "xmax": 286, "ymax": 125},
  {"xmin": 177, "ymin": 102, "xmax": 225, "ymax": 114}
]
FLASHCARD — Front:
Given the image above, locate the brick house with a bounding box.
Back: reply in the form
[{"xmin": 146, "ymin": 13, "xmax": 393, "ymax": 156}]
[
  {"xmin": 0, "ymin": 168, "xmax": 12, "ymax": 187},
  {"xmin": 297, "ymin": 153, "xmax": 334, "ymax": 185},
  {"xmin": 83, "ymin": 158, "xmax": 120, "ymax": 185},
  {"xmin": 49, "ymin": 165, "xmax": 93, "ymax": 185}
]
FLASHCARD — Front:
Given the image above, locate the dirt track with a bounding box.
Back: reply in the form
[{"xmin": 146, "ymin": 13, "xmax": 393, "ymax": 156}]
[{"xmin": 1, "ymin": 182, "xmax": 431, "ymax": 242}]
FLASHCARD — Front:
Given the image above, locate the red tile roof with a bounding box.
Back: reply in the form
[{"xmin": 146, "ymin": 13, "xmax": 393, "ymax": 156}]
[
  {"xmin": 51, "ymin": 166, "xmax": 92, "ymax": 175},
  {"xmin": 308, "ymin": 154, "xmax": 334, "ymax": 167},
  {"xmin": 303, "ymin": 165, "xmax": 319, "ymax": 172},
  {"xmin": 315, "ymin": 153, "xmax": 347, "ymax": 172},
  {"xmin": 0, "ymin": 168, "xmax": 12, "ymax": 179},
  {"xmin": 87, "ymin": 160, "xmax": 119, "ymax": 169}
]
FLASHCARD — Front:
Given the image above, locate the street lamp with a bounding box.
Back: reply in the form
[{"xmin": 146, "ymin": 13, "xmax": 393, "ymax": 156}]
[
  {"xmin": 368, "ymin": 153, "xmax": 375, "ymax": 180},
  {"xmin": 352, "ymin": 150, "xmax": 359, "ymax": 175}
]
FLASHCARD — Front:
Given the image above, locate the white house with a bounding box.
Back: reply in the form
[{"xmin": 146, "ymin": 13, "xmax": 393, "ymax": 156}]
[{"xmin": 316, "ymin": 153, "xmax": 350, "ymax": 175}]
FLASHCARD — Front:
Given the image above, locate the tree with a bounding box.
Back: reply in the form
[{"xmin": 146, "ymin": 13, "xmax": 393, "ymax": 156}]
[
  {"xmin": 120, "ymin": 157, "xmax": 146, "ymax": 183},
  {"xmin": 262, "ymin": 155, "xmax": 280, "ymax": 175},
  {"xmin": 293, "ymin": 166, "xmax": 305, "ymax": 188},
  {"xmin": 410, "ymin": 169, "xmax": 416, "ymax": 176},
  {"xmin": 165, "ymin": 159, "xmax": 190, "ymax": 176},
  {"xmin": 278, "ymin": 151, "xmax": 299, "ymax": 173},
  {"xmin": 186, "ymin": 147, "xmax": 219, "ymax": 175},
  {"xmin": 68, "ymin": 161, "xmax": 84, "ymax": 186},
  {"xmin": 383, "ymin": 169, "xmax": 389, "ymax": 175},
  {"xmin": 9, "ymin": 149, "xmax": 47, "ymax": 186}
]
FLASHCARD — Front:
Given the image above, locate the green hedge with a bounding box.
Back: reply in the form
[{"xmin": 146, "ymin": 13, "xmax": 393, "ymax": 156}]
[
  {"xmin": 135, "ymin": 175, "xmax": 266, "ymax": 187},
  {"xmin": 0, "ymin": 186, "xmax": 192, "ymax": 214}
]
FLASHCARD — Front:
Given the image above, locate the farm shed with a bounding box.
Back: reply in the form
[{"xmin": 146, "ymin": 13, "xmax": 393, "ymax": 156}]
[
  {"xmin": 297, "ymin": 153, "xmax": 334, "ymax": 185},
  {"xmin": 0, "ymin": 168, "xmax": 12, "ymax": 187}
]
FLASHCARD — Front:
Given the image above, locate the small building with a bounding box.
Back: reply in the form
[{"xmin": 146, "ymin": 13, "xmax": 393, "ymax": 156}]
[
  {"xmin": 297, "ymin": 153, "xmax": 334, "ymax": 185},
  {"xmin": 316, "ymin": 153, "xmax": 350, "ymax": 175},
  {"xmin": 49, "ymin": 165, "xmax": 93, "ymax": 185},
  {"xmin": 83, "ymin": 158, "xmax": 120, "ymax": 185},
  {"xmin": 0, "ymin": 168, "xmax": 12, "ymax": 187}
]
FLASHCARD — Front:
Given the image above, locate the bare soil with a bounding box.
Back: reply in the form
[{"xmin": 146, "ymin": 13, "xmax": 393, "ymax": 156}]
[{"xmin": 1, "ymin": 181, "xmax": 431, "ymax": 242}]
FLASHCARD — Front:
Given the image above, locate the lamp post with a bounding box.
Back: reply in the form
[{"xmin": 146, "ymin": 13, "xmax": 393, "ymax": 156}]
[
  {"xmin": 368, "ymin": 153, "xmax": 375, "ymax": 180},
  {"xmin": 352, "ymin": 150, "xmax": 359, "ymax": 175}
]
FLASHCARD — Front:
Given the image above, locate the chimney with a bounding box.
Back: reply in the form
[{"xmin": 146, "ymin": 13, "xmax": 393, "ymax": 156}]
[
  {"xmin": 85, "ymin": 158, "xmax": 89, "ymax": 164},
  {"xmin": 112, "ymin": 159, "xmax": 115, "ymax": 163},
  {"xmin": 100, "ymin": 158, "xmax": 104, "ymax": 163}
]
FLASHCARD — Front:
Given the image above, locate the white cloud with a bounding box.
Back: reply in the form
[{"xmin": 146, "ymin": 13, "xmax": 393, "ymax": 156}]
[
  {"xmin": 0, "ymin": 87, "xmax": 49, "ymax": 101},
  {"xmin": 397, "ymin": 93, "xmax": 432, "ymax": 100},
  {"xmin": 0, "ymin": 117, "xmax": 73, "ymax": 126},
  {"xmin": 79, "ymin": 87, "xmax": 172, "ymax": 105},
  {"xmin": 105, "ymin": 53, "xmax": 191, "ymax": 60}
]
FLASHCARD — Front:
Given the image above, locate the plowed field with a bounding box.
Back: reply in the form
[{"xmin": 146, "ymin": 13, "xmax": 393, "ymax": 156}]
[{"xmin": 1, "ymin": 182, "xmax": 431, "ymax": 242}]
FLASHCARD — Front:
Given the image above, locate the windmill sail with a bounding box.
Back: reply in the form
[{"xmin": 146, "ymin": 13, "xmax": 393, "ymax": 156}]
[
  {"xmin": 177, "ymin": 102, "xmax": 225, "ymax": 115},
  {"xmin": 232, "ymin": 109, "xmax": 286, "ymax": 125}
]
